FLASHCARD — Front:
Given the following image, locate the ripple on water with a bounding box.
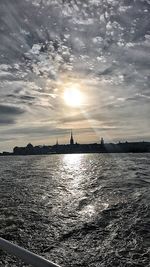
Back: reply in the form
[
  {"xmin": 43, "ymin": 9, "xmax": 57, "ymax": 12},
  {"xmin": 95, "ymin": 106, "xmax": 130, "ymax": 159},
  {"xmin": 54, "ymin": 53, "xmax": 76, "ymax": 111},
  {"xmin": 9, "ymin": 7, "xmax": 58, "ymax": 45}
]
[{"xmin": 0, "ymin": 154, "xmax": 150, "ymax": 267}]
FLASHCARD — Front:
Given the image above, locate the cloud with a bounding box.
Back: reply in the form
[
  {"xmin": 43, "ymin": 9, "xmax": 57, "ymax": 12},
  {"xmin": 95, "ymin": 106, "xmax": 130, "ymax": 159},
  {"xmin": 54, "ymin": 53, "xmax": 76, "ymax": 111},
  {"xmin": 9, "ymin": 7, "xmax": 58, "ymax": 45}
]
[
  {"xmin": 0, "ymin": 105, "xmax": 24, "ymax": 115},
  {"xmin": 0, "ymin": 0, "xmax": 150, "ymax": 150},
  {"xmin": 0, "ymin": 118, "xmax": 16, "ymax": 125},
  {"xmin": 0, "ymin": 104, "xmax": 25, "ymax": 124}
]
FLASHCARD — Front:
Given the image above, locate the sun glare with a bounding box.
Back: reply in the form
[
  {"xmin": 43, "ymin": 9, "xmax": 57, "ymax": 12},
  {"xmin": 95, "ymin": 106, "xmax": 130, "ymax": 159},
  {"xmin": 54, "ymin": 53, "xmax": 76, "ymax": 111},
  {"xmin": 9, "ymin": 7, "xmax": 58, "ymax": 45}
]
[{"xmin": 64, "ymin": 86, "xmax": 83, "ymax": 107}]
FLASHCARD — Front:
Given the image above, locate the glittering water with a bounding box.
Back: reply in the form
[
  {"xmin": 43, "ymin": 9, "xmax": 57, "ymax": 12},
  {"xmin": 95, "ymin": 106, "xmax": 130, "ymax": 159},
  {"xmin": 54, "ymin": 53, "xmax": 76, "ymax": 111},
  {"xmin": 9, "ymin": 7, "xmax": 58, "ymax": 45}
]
[{"xmin": 0, "ymin": 154, "xmax": 150, "ymax": 266}]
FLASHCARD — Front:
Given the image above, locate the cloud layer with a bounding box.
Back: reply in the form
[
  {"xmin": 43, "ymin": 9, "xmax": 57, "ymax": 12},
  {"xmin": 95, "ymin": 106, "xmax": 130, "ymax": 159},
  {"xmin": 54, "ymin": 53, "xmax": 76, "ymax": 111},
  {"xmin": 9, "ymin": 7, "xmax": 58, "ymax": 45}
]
[{"xmin": 0, "ymin": 0, "xmax": 150, "ymax": 151}]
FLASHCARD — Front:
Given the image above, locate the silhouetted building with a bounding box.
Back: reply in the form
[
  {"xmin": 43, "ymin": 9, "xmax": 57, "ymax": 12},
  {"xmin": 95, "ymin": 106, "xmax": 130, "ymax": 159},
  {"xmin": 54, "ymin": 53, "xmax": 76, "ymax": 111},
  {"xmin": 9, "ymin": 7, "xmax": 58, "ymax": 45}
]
[
  {"xmin": 70, "ymin": 130, "xmax": 74, "ymax": 145},
  {"xmin": 26, "ymin": 143, "xmax": 33, "ymax": 150},
  {"xmin": 100, "ymin": 137, "xmax": 104, "ymax": 146},
  {"xmin": 5, "ymin": 135, "xmax": 150, "ymax": 156}
]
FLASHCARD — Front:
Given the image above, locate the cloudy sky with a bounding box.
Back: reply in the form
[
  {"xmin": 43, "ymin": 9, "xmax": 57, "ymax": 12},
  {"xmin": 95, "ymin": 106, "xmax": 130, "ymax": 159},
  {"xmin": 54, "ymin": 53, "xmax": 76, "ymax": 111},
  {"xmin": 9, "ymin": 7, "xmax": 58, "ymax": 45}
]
[{"xmin": 0, "ymin": 0, "xmax": 150, "ymax": 151}]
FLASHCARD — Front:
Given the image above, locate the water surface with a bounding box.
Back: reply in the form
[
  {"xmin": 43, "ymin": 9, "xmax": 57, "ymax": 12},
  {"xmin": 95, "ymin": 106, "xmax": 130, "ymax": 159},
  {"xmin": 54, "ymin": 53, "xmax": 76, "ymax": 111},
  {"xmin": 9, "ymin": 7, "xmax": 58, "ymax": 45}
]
[{"xmin": 0, "ymin": 154, "xmax": 150, "ymax": 266}]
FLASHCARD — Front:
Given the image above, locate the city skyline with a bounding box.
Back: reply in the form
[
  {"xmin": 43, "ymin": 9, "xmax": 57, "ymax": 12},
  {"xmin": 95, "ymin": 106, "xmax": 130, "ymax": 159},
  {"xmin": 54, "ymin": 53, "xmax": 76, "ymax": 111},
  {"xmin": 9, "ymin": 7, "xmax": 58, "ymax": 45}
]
[
  {"xmin": 0, "ymin": 0, "xmax": 150, "ymax": 152},
  {"xmin": 1, "ymin": 129, "xmax": 149, "ymax": 154},
  {"xmin": 5, "ymin": 132, "xmax": 150, "ymax": 155}
]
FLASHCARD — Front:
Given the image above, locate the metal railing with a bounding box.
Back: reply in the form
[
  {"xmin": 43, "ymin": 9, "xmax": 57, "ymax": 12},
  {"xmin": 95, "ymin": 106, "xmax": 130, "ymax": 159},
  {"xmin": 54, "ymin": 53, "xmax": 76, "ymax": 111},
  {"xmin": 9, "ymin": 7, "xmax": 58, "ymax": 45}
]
[{"xmin": 0, "ymin": 237, "xmax": 61, "ymax": 267}]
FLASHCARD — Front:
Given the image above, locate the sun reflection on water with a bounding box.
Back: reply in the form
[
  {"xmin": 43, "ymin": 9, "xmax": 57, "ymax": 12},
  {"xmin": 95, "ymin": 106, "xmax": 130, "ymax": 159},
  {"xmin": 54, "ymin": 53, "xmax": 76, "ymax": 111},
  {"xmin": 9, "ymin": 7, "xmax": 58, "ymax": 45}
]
[
  {"xmin": 79, "ymin": 204, "xmax": 95, "ymax": 218},
  {"xmin": 63, "ymin": 154, "xmax": 83, "ymax": 169},
  {"xmin": 62, "ymin": 154, "xmax": 97, "ymax": 218},
  {"xmin": 62, "ymin": 154, "xmax": 84, "ymax": 196}
]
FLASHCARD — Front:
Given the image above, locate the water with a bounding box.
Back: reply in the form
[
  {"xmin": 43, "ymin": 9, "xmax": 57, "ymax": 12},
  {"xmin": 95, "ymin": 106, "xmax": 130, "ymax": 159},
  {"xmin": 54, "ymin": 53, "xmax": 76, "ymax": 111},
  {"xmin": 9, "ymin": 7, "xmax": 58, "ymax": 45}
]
[{"xmin": 0, "ymin": 154, "xmax": 150, "ymax": 267}]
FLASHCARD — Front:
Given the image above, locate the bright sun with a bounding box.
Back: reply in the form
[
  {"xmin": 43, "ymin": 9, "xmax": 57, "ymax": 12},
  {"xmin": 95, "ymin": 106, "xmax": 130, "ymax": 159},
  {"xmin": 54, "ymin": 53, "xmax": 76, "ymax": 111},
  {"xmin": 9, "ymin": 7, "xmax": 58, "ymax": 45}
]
[{"xmin": 64, "ymin": 86, "xmax": 83, "ymax": 107}]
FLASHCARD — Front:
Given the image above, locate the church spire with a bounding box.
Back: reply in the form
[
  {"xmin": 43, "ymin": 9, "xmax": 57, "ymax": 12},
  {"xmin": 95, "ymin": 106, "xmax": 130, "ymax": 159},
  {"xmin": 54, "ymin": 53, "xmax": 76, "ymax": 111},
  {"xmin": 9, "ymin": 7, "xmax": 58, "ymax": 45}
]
[
  {"xmin": 70, "ymin": 130, "xmax": 74, "ymax": 145},
  {"xmin": 56, "ymin": 139, "xmax": 59, "ymax": 146},
  {"xmin": 100, "ymin": 137, "xmax": 104, "ymax": 146}
]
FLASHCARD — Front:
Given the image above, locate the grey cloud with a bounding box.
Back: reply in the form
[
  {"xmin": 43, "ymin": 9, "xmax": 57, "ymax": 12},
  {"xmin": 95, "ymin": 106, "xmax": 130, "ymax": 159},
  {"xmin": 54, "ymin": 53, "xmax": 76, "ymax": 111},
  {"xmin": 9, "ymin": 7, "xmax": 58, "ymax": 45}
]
[
  {"xmin": 20, "ymin": 95, "xmax": 35, "ymax": 101},
  {"xmin": 0, "ymin": 118, "xmax": 15, "ymax": 125},
  {"xmin": 0, "ymin": 0, "xmax": 149, "ymax": 85},
  {"xmin": 1, "ymin": 125, "xmax": 69, "ymax": 137},
  {"xmin": 0, "ymin": 105, "xmax": 24, "ymax": 115},
  {"xmin": 6, "ymin": 94, "xmax": 35, "ymax": 101},
  {"xmin": 0, "ymin": 104, "xmax": 25, "ymax": 124},
  {"xmin": 126, "ymin": 94, "xmax": 150, "ymax": 102}
]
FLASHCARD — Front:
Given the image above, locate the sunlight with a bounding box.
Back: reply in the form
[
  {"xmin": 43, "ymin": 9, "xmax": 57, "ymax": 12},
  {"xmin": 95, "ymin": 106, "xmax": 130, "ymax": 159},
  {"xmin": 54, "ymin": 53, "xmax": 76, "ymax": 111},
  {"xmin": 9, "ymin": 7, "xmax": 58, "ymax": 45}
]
[
  {"xmin": 63, "ymin": 154, "xmax": 83, "ymax": 168},
  {"xmin": 64, "ymin": 85, "xmax": 83, "ymax": 107},
  {"xmin": 63, "ymin": 154, "xmax": 83, "ymax": 190}
]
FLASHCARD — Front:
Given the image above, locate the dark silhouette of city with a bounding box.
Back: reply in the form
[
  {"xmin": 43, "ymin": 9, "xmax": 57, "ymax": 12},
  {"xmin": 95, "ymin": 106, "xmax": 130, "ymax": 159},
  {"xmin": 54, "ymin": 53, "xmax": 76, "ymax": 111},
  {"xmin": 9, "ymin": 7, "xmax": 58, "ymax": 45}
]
[{"xmin": 1, "ymin": 132, "xmax": 150, "ymax": 156}]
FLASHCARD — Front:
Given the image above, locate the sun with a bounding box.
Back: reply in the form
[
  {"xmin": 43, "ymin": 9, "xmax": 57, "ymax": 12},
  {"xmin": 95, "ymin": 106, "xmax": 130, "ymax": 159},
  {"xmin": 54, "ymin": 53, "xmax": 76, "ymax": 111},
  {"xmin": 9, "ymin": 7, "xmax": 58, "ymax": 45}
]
[{"xmin": 64, "ymin": 85, "xmax": 83, "ymax": 107}]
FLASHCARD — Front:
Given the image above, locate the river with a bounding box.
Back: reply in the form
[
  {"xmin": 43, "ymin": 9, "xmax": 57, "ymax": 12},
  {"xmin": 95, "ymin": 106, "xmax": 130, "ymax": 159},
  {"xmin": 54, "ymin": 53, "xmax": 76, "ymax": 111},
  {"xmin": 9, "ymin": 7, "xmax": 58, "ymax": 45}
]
[{"xmin": 0, "ymin": 154, "xmax": 150, "ymax": 266}]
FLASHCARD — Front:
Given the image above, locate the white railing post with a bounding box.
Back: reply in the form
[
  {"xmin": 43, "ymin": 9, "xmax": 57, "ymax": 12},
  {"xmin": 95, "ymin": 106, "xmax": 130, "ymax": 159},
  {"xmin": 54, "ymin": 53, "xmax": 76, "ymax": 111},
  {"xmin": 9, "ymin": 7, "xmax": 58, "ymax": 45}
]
[{"xmin": 0, "ymin": 237, "xmax": 61, "ymax": 267}]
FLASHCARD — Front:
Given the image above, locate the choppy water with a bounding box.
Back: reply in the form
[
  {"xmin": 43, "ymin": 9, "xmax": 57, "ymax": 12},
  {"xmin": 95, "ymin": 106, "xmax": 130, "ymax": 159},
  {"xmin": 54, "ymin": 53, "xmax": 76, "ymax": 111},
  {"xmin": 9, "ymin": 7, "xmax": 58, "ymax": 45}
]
[{"xmin": 0, "ymin": 154, "xmax": 150, "ymax": 267}]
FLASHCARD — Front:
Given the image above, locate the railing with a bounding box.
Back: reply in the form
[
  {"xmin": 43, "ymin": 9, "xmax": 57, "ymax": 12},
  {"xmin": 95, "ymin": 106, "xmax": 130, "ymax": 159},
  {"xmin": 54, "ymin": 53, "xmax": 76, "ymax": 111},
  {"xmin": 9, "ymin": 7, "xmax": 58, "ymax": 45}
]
[{"xmin": 0, "ymin": 237, "xmax": 61, "ymax": 267}]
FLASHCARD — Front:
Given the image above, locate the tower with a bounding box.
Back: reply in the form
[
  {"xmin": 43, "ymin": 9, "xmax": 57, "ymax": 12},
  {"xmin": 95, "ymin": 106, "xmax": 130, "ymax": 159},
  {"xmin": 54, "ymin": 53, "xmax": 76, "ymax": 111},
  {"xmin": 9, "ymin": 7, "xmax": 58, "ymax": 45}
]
[
  {"xmin": 70, "ymin": 130, "xmax": 74, "ymax": 145},
  {"xmin": 100, "ymin": 137, "xmax": 104, "ymax": 146}
]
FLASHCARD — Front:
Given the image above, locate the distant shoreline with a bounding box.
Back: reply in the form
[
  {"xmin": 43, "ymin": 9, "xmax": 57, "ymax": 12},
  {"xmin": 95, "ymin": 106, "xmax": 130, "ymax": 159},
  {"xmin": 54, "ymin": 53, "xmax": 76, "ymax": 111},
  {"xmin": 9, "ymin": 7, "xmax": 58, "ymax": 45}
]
[{"xmin": 1, "ymin": 141, "xmax": 150, "ymax": 156}]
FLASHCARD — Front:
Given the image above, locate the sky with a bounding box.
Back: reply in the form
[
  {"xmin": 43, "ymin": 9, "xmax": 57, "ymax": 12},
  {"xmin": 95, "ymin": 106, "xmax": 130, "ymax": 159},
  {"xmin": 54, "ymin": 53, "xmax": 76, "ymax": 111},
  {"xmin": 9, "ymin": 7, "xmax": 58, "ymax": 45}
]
[{"xmin": 0, "ymin": 0, "xmax": 150, "ymax": 151}]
